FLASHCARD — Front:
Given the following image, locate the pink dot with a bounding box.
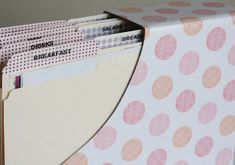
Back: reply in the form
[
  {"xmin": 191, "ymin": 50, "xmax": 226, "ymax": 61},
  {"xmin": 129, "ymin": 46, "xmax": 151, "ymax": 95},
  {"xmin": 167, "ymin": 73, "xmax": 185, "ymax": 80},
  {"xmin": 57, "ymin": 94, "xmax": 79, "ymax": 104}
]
[
  {"xmin": 149, "ymin": 113, "xmax": 170, "ymax": 136},
  {"xmin": 176, "ymin": 90, "xmax": 196, "ymax": 112},
  {"xmin": 93, "ymin": 126, "xmax": 117, "ymax": 150},
  {"xmin": 123, "ymin": 101, "xmax": 145, "ymax": 124},
  {"xmin": 119, "ymin": 7, "xmax": 143, "ymax": 13},
  {"xmin": 179, "ymin": 51, "xmax": 200, "ymax": 75},
  {"xmin": 130, "ymin": 60, "xmax": 148, "ymax": 85},
  {"xmin": 193, "ymin": 9, "xmax": 216, "ymax": 15},
  {"xmin": 64, "ymin": 153, "xmax": 88, "ymax": 165},
  {"xmin": 195, "ymin": 136, "xmax": 214, "ymax": 157},
  {"xmin": 173, "ymin": 127, "xmax": 192, "ymax": 147},
  {"xmin": 207, "ymin": 27, "xmax": 226, "ymax": 51},
  {"xmin": 219, "ymin": 115, "xmax": 235, "ymax": 136},
  {"xmin": 223, "ymin": 80, "xmax": 235, "ymax": 102},
  {"xmin": 121, "ymin": 139, "xmax": 143, "ymax": 161},
  {"xmin": 216, "ymin": 148, "xmax": 233, "ymax": 165},
  {"xmin": 155, "ymin": 35, "xmax": 177, "ymax": 60},
  {"xmin": 180, "ymin": 16, "xmax": 203, "ymax": 35},
  {"xmin": 198, "ymin": 102, "xmax": 217, "ymax": 124},
  {"xmin": 174, "ymin": 160, "xmax": 188, "ymax": 165},
  {"xmin": 141, "ymin": 16, "xmax": 167, "ymax": 22},
  {"xmin": 168, "ymin": 1, "xmax": 191, "ymax": 7},
  {"xmin": 202, "ymin": 2, "xmax": 225, "ymax": 8},
  {"xmin": 147, "ymin": 149, "xmax": 167, "ymax": 165},
  {"xmin": 103, "ymin": 163, "xmax": 113, "ymax": 165},
  {"xmin": 228, "ymin": 45, "xmax": 235, "ymax": 66},
  {"xmin": 155, "ymin": 8, "xmax": 179, "ymax": 14}
]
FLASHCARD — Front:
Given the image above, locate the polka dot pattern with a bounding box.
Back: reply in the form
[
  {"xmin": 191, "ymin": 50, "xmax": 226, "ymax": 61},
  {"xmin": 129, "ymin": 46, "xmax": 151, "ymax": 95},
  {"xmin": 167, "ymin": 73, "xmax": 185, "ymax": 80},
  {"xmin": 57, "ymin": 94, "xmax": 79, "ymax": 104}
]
[
  {"xmin": 228, "ymin": 45, "xmax": 235, "ymax": 66},
  {"xmin": 119, "ymin": 8, "xmax": 143, "ymax": 13},
  {"xmin": 168, "ymin": 1, "xmax": 191, "ymax": 7},
  {"xmin": 93, "ymin": 126, "xmax": 117, "ymax": 150},
  {"xmin": 180, "ymin": 17, "xmax": 203, "ymax": 35},
  {"xmin": 130, "ymin": 60, "xmax": 148, "ymax": 85},
  {"xmin": 203, "ymin": 2, "xmax": 225, "ymax": 8},
  {"xmin": 121, "ymin": 139, "xmax": 143, "ymax": 161},
  {"xmin": 207, "ymin": 27, "xmax": 226, "ymax": 51},
  {"xmin": 152, "ymin": 75, "xmax": 173, "ymax": 100},
  {"xmin": 141, "ymin": 16, "xmax": 167, "ymax": 23},
  {"xmin": 193, "ymin": 9, "xmax": 216, "ymax": 15},
  {"xmin": 223, "ymin": 80, "xmax": 235, "ymax": 102},
  {"xmin": 174, "ymin": 160, "xmax": 188, "ymax": 165},
  {"xmin": 173, "ymin": 127, "xmax": 192, "ymax": 147},
  {"xmin": 102, "ymin": 163, "xmax": 113, "ymax": 165},
  {"xmin": 155, "ymin": 35, "xmax": 177, "ymax": 60},
  {"xmin": 155, "ymin": 8, "xmax": 179, "ymax": 14},
  {"xmin": 195, "ymin": 137, "xmax": 213, "ymax": 157},
  {"xmin": 179, "ymin": 51, "xmax": 200, "ymax": 74},
  {"xmin": 147, "ymin": 149, "xmax": 167, "ymax": 165},
  {"xmin": 123, "ymin": 101, "xmax": 145, "ymax": 124},
  {"xmin": 65, "ymin": 1, "xmax": 235, "ymax": 164},
  {"xmin": 215, "ymin": 148, "xmax": 233, "ymax": 165},
  {"xmin": 149, "ymin": 113, "xmax": 170, "ymax": 136},
  {"xmin": 202, "ymin": 66, "xmax": 221, "ymax": 88},
  {"xmin": 176, "ymin": 90, "xmax": 196, "ymax": 112},
  {"xmin": 198, "ymin": 103, "xmax": 217, "ymax": 124},
  {"xmin": 219, "ymin": 115, "xmax": 235, "ymax": 136},
  {"xmin": 64, "ymin": 153, "xmax": 88, "ymax": 165}
]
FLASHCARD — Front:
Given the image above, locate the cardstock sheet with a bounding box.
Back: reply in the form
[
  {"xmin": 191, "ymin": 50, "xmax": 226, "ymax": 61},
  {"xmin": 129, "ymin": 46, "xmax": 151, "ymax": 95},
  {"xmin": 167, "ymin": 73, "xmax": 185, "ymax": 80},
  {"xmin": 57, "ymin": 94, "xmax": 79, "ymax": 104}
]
[
  {"xmin": 0, "ymin": 20, "xmax": 66, "ymax": 34},
  {"xmin": 64, "ymin": 1, "xmax": 235, "ymax": 164},
  {"xmin": 3, "ymin": 46, "xmax": 141, "ymax": 165},
  {"xmin": 1, "ymin": 1, "xmax": 235, "ymax": 165}
]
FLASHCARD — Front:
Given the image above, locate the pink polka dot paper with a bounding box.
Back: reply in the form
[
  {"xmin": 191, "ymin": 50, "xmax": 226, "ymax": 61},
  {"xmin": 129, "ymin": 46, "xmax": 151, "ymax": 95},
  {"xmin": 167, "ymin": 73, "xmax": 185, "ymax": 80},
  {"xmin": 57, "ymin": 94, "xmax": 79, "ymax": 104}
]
[{"xmin": 64, "ymin": 1, "xmax": 235, "ymax": 164}]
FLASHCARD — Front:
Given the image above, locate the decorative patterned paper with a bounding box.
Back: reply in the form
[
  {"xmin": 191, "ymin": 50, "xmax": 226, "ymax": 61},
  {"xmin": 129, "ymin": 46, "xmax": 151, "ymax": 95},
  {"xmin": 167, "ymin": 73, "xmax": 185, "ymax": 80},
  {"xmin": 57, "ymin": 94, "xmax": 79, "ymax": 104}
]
[
  {"xmin": 0, "ymin": 23, "xmax": 69, "ymax": 38},
  {"xmin": 0, "ymin": 26, "xmax": 75, "ymax": 49},
  {"xmin": 0, "ymin": 20, "xmax": 66, "ymax": 34},
  {"xmin": 0, "ymin": 32, "xmax": 84, "ymax": 65},
  {"xmin": 3, "ymin": 40, "xmax": 98, "ymax": 74},
  {"xmin": 2, "ymin": 30, "xmax": 141, "ymax": 75},
  {"xmin": 64, "ymin": 1, "xmax": 235, "ymax": 165}
]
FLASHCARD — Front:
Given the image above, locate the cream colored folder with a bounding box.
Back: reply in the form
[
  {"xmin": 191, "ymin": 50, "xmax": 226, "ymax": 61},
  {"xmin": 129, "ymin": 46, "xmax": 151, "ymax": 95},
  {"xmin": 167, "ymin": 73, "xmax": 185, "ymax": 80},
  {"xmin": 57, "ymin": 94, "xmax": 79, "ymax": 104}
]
[{"xmin": 1, "ymin": 46, "xmax": 141, "ymax": 165}]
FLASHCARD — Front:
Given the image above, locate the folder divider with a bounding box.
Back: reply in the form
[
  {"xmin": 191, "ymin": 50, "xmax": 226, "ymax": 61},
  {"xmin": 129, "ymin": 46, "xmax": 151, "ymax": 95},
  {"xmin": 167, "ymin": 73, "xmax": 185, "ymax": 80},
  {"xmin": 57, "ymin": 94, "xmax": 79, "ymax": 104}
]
[
  {"xmin": 0, "ymin": 23, "xmax": 70, "ymax": 38},
  {"xmin": 0, "ymin": 20, "xmax": 67, "ymax": 34},
  {"xmin": 0, "ymin": 32, "xmax": 84, "ymax": 65},
  {"xmin": 0, "ymin": 26, "xmax": 76, "ymax": 49}
]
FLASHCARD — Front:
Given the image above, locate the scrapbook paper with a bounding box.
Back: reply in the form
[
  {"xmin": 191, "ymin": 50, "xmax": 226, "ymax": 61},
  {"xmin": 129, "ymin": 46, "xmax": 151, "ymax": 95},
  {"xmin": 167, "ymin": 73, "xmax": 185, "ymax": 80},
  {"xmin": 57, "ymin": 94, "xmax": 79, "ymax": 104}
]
[
  {"xmin": 0, "ymin": 23, "xmax": 69, "ymax": 38},
  {"xmin": 68, "ymin": 14, "xmax": 110, "ymax": 25},
  {"xmin": 0, "ymin": 26, "xmax": 75, "ymax": 49},
  {"xmin": 63, "ymin": 1, "xmax": 235, "ymax": 165},
  {"xmin": 76, "ymin": 20, "xmax": 136, "ymax": 39},
  {"xmin": 2, "ymin": 1, "xmax": 235, "ymax": 165},
  {"xmin": 0, "ymin": 32, "xmax": 84, "ymax": 65},
  {"xmin": 2, "ymin": 40, "xmax": 97, "ymax": 99},
  {"xmin": 3, "ymin": 46, "xmax": 141, "ymax": 165},
  {"xmin": 0, "ymin": 20, "xmax": 66, "ymax": 34},
  {"xmin": 2, "ymin": 29, "xmax": 143, "ymax": 96},
  {"xmin": 21, "ymin": 43, "xmax": 142, "ymax": 88},
  {"xmin": 74, "ymin": 18, "xmax": 120, "ymax": 29}
]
